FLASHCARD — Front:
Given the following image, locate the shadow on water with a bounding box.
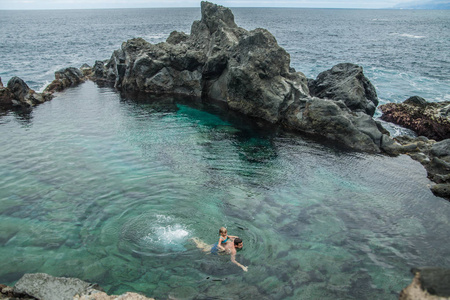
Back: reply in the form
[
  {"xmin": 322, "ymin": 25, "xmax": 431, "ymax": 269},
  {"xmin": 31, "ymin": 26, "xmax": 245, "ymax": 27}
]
[{"xmin": 0, "ymin": 105, "xmax": 34, "ymax": 126}]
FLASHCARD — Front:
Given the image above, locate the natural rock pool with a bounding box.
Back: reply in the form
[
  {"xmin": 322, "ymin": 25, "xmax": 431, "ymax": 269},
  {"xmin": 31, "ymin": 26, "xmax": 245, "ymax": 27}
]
[{"xmin": 1, "ymin": 82, "xmax": 449, "ymax": 299}]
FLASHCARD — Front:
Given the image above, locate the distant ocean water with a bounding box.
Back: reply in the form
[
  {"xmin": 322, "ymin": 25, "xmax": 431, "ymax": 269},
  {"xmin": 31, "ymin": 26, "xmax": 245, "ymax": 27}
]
[
  {"xmin": 1, "ymin": 8, "xmax": 449, "ymax": 106},
  {"xmin": 0, "ymin": 7, "xmax": 450, "ymax": 300}
]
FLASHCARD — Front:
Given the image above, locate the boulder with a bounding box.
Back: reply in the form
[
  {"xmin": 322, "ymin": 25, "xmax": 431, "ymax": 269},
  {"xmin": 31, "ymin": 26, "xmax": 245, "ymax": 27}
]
[
  {"xmin": 13, "ymin": 273, "xmax": 99, "ymax": 300},
  {"xmin": 431, "ymin": 184, "xmax": 450, "ymax": 199},
  {"xmin": 0, "ymin": 77, "xmax": 14, "ymax": 107},
  {"xmin": 1, "ymin": 77, "xmax": 53, "ymax": 108},
  {"xmin": 308, "ymin": 63, "xmax": 379, "ymax": 116},
  {"xmin": 7, "ymin": 76, "xmax": 34, "ymax": 106},
  {"xmin": 399, "ymin": 268, "xmax": 450, "ymax": 300},
  {"xmin": 282, "ymin": 97, "xmax": 382, "ymax": 152},
  {"xmin": 95, "ymin": 1, "xmax": 387, "ymax": 152},
  {"xmin": 431, "ymin": 139, "xmax": 450, "ymax": 157},
  {"xmin": 45, "ymin": 67, "xmax": 85, "ymax": 93},
  {"xmin": 379, "ymin": 96, "xmax": 450, "ymax": 141}
]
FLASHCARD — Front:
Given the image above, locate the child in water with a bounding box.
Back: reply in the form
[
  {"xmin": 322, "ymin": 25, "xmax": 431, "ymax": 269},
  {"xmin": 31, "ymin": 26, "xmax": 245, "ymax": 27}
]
[{"xmin": 215, "ymin": 226, "xmax": 238, "ymax": 252}]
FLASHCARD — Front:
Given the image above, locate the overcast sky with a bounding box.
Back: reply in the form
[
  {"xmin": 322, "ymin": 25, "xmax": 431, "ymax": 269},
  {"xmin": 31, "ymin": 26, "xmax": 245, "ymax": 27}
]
[{"xmin": 0, "ymin": 0, "xmax": 424, "ymax": 10}]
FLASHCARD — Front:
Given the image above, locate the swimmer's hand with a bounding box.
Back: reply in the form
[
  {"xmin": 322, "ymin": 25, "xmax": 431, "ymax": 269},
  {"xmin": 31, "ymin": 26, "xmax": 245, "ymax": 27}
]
[{"xmin": 242, "ymin": 265, "xmax": 248, "ymax": 272}]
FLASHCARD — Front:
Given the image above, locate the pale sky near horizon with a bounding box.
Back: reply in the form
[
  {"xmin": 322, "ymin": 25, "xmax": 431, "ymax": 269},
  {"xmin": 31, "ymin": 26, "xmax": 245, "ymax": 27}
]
[{"xmin": 0, "ymin": 0, "xmax": 422, "ymax": 10}]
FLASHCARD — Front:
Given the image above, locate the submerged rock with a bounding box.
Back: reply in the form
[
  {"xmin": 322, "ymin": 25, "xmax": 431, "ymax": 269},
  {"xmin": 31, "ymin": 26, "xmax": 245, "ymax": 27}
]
[
  {"xmin": 74, "ymin": 289, "xmax": 154, "ymax": 300},
  {"xmin": 92, "ymin": 1, "xmax": 387, "ymax": 152},
  {"xmin": 379, "ymin": 96, "xmax": 450, "ymax": 141}
]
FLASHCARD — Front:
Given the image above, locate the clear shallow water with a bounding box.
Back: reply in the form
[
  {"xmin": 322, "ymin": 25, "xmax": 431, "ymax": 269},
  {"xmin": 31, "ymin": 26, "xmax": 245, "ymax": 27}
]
[{"xmin": 0, "ymin": 82, "xmax": 449, "ymax": 299}]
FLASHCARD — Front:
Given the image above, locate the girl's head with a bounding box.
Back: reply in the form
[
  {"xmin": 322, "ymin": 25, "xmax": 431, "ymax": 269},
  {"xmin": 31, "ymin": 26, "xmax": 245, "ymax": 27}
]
[{"xmin": 219, "ymin": 227, "xmax": 227, "ymax": 236}]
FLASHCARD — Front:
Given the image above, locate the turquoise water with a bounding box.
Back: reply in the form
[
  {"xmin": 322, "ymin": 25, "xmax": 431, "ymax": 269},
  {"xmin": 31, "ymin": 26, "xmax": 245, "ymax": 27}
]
[{"xmin": 1, "ymin": 82, "xmax": 449, "ymax": 299}]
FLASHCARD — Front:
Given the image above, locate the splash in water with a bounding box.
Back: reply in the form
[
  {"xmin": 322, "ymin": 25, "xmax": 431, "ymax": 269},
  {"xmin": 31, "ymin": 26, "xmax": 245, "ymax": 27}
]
[{"xmin": 120, "ymin": 214, "xmax": 191, "ymax": 254}]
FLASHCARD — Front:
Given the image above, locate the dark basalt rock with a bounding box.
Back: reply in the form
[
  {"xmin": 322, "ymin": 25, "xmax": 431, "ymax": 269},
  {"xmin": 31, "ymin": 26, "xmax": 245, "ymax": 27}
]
[
  {"xmin": 93, "ymin": 1, "xmax": 388, "ymax": 152},
  {"xmin": 0, "ymin": 77, "xmax": 14, "ymax": 107},
  {"xmin": 0, "ymin": 68, "xmax": 84, "ymax": 110},
  {"xmin": 1, "ymin": 2, "xmax": 393, "ymax": 153},
  {"xmin": 45, "ymin": 67, "xmax": 86, "ymax": 93},
  {"xmin": 1, "ymin": 77, "xmax": 53, "ymax": 108},
  {"xmin": 308, "ymin": 63, "xmax": 379, "ymax": 116}
]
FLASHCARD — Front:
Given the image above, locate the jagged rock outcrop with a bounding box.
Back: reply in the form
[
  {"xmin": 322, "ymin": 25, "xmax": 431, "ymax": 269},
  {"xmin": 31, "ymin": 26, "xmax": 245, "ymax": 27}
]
[
  {"xmin": 380, "ymin": 96, "xmax": 450, "ymax": 141},
  {"xmin": 1, "ymin": 273, "xmax": 154, "ymax": 300},
  {"xmin": 0, "ymin": 67, "xmax": 85, "ymax": 109},
  {"xmin": 0, "ymin": 77, "xmax": 14, "ymax": 106},
  {"xmin": 399, "ymin": 268, "xmax": 450, "ymax": 300},
  {"xmin": 44, "ymin": 67, "xmax": 86, "ymax": 93},
  {"xmin": 0, "ymin": 76, "xmax": 53, "ymax": 108},
  {"xmin": 308, "ymin": 63, "xmax": 379, "ymax": 116},
  {"xmin": 92, "ymin": 1, "xmax": 389, "ymax": 152}
]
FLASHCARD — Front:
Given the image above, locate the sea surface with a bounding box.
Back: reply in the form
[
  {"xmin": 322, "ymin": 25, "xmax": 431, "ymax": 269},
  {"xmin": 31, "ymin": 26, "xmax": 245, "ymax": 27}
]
[{"xmin": 0, "ymin": 7, "xmax": 450, "ymax": 300}]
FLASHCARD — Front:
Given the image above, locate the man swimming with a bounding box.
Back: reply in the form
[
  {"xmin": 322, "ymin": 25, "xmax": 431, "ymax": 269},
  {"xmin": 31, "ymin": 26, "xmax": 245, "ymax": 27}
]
[
  {"xmin": 191, "ymin": 237, "xmax": 248, "ymax": 272},
  {"xmin": 224, "ymin": 238, "xmax": 248, "ymax": 272}
]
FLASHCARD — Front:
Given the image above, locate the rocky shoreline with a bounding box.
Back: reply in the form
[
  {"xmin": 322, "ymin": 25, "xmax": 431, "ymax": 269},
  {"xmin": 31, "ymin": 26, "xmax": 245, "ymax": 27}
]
[
  {"xmin": 378, "ymin": 97, "xmax": 450, "ymax": 199},
  {"xmin": 1, "ymin": 1, "xmax": 448, "ymax": 200},
  {"xmin": 0, "ymin": 273, "xmax": 154, "ymax": 300},
  {"xmin": 2, "ymin": 270, "xmax": 449, "ymax": 300},
  {"xmin": 1, "ymin": 2, "xmax": 450, "ymax": 299}
]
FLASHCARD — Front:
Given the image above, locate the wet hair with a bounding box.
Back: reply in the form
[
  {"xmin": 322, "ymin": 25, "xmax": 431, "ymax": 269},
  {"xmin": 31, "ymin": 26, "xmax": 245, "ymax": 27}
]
[
  {"xmin": 219, "ymin": 227, "xmax": 227, "ymax": 235},
  {"xmin": 234, "ymin": 238, "xmax": 242, "ymax": 246}
]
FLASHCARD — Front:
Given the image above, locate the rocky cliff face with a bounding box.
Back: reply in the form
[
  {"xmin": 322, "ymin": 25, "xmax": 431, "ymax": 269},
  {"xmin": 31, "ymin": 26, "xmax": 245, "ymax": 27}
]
[{"xmin": 92, "ymin": 1, "xmax": 389, "ymax": 153}]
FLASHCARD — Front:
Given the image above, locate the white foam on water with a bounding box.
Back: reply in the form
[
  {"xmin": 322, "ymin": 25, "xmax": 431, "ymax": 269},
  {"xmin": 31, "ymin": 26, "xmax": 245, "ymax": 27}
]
[
  {"xmin": 142, "ymin": 33, "xmax": 168, "ymax": 43},
  {"xmin": 389, "ymin": 33, "xmax": 426, "ymax": 39},
  {"xmin": 37, "ymin": 80, "xmax": 52, "ymax": 93},
  {"xmin": 141, "ymin": 214, "xmax": 190, "ymax": 252}
]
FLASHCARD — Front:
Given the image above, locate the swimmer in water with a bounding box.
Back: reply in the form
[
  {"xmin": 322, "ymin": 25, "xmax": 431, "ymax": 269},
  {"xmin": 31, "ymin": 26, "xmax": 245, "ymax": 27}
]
[
  {"xmin": 190, "ymin": 236, "xmax": 248, "ymax": 272},
  {"xmin": 224, "ymin": 237, "xmax": 248, "ymax": 272},
  {"xmin": 216, "ymin": 227, "xmax": 238, "ymax": 252}
]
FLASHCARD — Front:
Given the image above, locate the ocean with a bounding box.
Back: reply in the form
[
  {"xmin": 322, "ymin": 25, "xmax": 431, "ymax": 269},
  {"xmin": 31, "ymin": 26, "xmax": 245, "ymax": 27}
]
[{"xmin": 0, "ymin": 6, "xmax": 449, "ymax": 300}]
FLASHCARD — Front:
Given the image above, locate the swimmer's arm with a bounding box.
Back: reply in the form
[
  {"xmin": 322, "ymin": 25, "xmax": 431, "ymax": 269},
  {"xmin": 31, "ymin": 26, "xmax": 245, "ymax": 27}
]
[
  {"xmin": 228, "ymin": 235, "xmax": 238, "ymax": 239},
  {"xmin": 231, "ymin": 253, "xmax": 248, "ymax": 272}
]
